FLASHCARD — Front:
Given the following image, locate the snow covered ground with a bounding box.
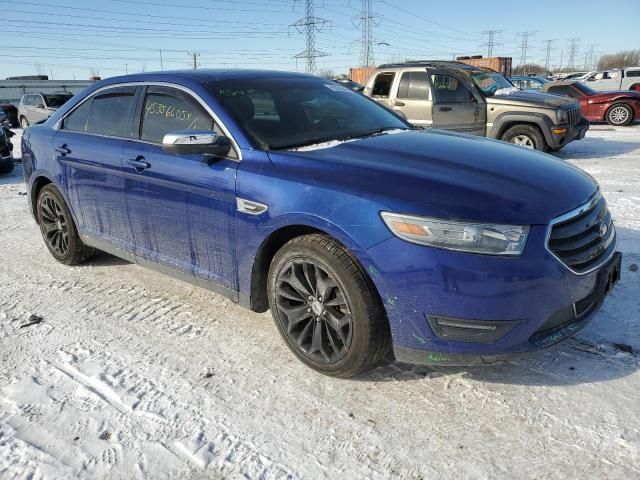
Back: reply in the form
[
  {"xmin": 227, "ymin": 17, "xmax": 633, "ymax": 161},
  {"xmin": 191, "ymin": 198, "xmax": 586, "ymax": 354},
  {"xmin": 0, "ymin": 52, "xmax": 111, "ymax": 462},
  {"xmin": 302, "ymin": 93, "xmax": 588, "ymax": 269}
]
[{"xmin": 1, "ymin": 125, "xmax": 639, "ymax": 479}]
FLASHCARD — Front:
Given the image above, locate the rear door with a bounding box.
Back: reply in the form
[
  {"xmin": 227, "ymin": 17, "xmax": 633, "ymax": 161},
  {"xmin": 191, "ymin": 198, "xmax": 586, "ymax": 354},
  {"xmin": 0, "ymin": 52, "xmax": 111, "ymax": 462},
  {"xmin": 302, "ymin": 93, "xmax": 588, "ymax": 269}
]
[
  {"xmin": 428, "ymin": 71, "xmax": 485, "ymax": 135},
  {"xmin": 393, "ymin": 70, "xmax": 432, "ymax": 128},
  {"xmin": 122, "ymin": 84, "xmax": 239, "ymax": 292},
  {"xmin": 54, "ymin": 85, "xmax": 138, "ymax": 253}
]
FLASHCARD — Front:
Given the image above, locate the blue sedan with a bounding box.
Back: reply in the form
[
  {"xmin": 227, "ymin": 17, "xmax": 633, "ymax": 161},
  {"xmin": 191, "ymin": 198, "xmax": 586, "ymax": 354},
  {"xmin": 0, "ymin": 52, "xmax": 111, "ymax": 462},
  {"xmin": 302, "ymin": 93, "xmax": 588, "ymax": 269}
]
[{"xmin": 21, "ymin": 70, "xmax": 620, "ymax": 376}]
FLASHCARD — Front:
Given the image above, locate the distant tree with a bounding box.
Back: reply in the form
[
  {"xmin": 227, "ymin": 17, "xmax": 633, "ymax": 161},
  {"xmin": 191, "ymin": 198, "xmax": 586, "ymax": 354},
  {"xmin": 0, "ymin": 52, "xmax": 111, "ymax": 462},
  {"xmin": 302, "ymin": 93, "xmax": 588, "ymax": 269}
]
[
  {"xmin": 513, "ymin": 63, "xmax": 544, "ymax": 75},
  {"xmin": 597, "ymin": 49, "xmax": 640, "ymax": 70},
  {"xmin": 318, "ymin": 69, "xmax": 336, "ymax": 79}
]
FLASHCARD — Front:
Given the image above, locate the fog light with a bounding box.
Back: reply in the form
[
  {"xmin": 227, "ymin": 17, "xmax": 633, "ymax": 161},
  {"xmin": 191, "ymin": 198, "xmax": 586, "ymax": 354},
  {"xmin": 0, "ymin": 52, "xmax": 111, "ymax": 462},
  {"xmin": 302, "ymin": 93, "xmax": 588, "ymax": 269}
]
[
  {"xmin": 426, "ymin": 315, "xmax": 519, "ymax": 344},
  {"xmin": 552, "ymin": 128, "xmax": 567, "ymax": 134}
]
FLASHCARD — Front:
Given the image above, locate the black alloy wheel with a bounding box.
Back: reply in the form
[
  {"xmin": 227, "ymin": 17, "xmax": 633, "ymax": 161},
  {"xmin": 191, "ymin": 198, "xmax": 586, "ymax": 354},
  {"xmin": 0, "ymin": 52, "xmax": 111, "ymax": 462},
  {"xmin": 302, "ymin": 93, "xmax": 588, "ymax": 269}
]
[
  {"xmin": 275, "ymin": 259, "xmax": 353, "ymax": 364},
  {"xmin": 39, "ymin": 192, "xmax": 70, "ymax": 257}
]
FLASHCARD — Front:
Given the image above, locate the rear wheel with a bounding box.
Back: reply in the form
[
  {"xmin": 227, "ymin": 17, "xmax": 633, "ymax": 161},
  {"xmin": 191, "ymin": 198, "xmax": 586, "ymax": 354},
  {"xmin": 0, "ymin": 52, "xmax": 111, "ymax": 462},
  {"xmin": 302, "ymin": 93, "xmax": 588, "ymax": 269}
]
[
  {"xmin": 501, "ymin": 124, "xmax": 546, "ymax": 151},
  {"xmin": 268, "ymin": 234, "xmax": 390, "ymax": 377},
  {"xmin": 37, "ymin": 184, "xmax": 95, "ymax": 265},
  {"xmin": 606, "ymin": 103, "xmax": 633, "ymax": 126},
  {"xmin": 20, "ymin": 116, "xmax": 29, "ymax": 128}
]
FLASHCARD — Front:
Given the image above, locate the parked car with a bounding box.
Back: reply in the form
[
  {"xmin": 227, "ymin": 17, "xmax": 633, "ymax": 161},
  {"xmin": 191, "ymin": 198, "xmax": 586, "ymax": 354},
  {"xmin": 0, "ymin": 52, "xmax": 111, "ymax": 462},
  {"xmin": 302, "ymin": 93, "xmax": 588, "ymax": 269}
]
[
  {"xmin": 563, "ymin": 71, "xmax": 589, "ymax": 80},
  {"xmin": 0, "ymin": 112, "xmax": 14, "ymax": 174},
  {"xmin": 509, "ymin": 75, "xmax": 550, "ymax": 91},
  {"xmin": 22, "ymin": 70, "xmax": 620, "ymax": 376},
  {"xmin": 0, "ymin": 101, "xmax": 19, "ymax": 128},
  {"xmin": 333, "ymin": 78, "xmax": 364, "ymax": 92},
  {"xmin": 364, "ymin": 61, "xmax": 587, "ymax": 151},
  {"xmin": 541, "ymin": 80, "xmax": 640, "ymax": 126},
  {"xmin": 18, "ymin": 92, "xmax": 74, "ymax": 128},
  {"xmin": 580, "ymin": 67, "xmax": 640, "ymax": 92}
]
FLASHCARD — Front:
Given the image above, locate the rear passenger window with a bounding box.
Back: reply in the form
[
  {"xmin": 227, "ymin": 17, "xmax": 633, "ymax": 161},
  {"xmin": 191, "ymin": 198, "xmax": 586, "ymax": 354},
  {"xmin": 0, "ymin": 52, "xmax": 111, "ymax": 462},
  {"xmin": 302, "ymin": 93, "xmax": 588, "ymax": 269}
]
[
  {"xmin": 64, "ymin": 100, "xmax": 92, "ymax": 132},
  {"xmin": 430, "ymin": 74, "xmax": 473, "ymax": 103},
  {"xmin": 85, "ymin": 87, "xmax": 136, "ymax": 137},
  {"xmin": 371, "ymin": 73, "xmax": 395, "ymax": 97},
  {"xmin": 627, "ymin": 70, "xmax": 640, "ymax": 78},
  {"xmin": 397, "ymin": 72, "xmax": 429, "ymax": 99},
  {"xmin": 140, "ymin": 87, "xmax": 214, "ymax": 144}
]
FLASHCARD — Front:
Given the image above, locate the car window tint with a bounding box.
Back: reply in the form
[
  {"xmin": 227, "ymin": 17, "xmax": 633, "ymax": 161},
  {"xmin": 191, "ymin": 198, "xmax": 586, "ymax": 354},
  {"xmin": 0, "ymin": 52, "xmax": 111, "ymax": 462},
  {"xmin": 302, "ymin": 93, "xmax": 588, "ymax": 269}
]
[
  {"xmin": 397, "ymin": 73, "xmax": 411, "ymax": 99},
  {"xmin": 431, "ymin": 74, "xmax": 472, "ymax": 103},
  {"xmin": 64, "ymin": 99, "xmax": 92, "ymax": 132},
  {"xmin": 407, "ymin": 71, "xmax": 429, "ymax": 99},
  {"xmin": 140, "ymin": 87, "xmax": 215, "ymax": 144},
  {"xmin": 371, "ymin": 73, "xmax": 395, "ymax": 97},
  {"xmin": 626, "ymin": 70, "xmax": 640, "ymax": 78},
  {"xmin": 85, "ymin": 87, "xmax": 136, "ymax": 137}
]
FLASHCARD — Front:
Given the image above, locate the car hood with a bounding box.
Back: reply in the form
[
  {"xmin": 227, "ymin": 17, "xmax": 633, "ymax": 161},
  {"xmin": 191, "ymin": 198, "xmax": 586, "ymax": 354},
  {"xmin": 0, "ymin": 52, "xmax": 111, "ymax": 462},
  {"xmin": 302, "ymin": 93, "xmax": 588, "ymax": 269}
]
[
  {"xmin": 487, "ymin": 90, "xmax": 578, "ymax": 109},
  {"xmin": 268, "ymin": 130, "xmax": 597, "ymax": 225},
  {"xmin": 588, "ymin": 91, "xmax": 640, "ymax": 102}
]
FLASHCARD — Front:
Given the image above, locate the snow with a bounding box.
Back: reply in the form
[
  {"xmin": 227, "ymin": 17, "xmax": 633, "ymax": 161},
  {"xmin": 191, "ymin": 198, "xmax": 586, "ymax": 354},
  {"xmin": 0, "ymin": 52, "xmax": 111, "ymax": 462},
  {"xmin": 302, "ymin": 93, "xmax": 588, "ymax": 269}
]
[
  {"xmin": 494, "ymin": 87, "xmax": 521, "ymax": 96},
  {"xmin": 1, "ymin": 125, "xmax": 640, "ymax": 479}
]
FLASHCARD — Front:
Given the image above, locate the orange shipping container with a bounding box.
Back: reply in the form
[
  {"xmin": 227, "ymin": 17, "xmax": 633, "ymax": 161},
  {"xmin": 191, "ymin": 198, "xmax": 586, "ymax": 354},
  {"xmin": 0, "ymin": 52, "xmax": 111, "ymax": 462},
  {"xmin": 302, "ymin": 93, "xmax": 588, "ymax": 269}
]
[
  {"xmin": 349, "ymin": 67, "xmax": 376, "ymax": 85},
  {"xmin": 456, "ymin": 57, "xmax": 512, "ymax": 77}
]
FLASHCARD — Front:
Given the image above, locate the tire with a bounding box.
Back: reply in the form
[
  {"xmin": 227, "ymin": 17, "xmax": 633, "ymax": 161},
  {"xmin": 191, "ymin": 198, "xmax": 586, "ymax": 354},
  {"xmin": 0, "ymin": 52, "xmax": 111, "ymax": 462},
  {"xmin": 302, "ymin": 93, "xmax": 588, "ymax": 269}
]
[
  {"xmin": 267, "ymin": 234, "xmax": 391, "ymax": 378},
  {"xmin": 36, "ymin": 184, "xmax": 95, "ymax": 265},
  {"xmin": 606, "ymin": 103, "xmax": 633, "ymax": 126},
  {"xmin": 20, "ymin": 116, "xmax": 29, "ymax": 128},
  {"xmin": 500, "ymin": 124, "xmax": 546, "ymax": 151},
  {"xmin": 0, "ymin": 160, "xmax": 13, "ymax": 174}
]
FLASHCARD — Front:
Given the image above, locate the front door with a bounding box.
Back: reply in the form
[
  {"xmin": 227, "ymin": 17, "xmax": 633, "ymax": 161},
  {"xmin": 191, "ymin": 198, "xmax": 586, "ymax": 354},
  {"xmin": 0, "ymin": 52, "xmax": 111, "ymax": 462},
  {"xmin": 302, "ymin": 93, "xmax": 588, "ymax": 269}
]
[
  {"xmin": 123, "ymin": 85, "xmax": 239, "ymax": 293},
  {"xmin": 54, "ymin": 86, "xmax": 138, "ymax": 254},
  {"xmin": 393, "ymin": 70, "xmax": 432, "ymax": 128},
  {"xmin": 429, "ymin": 72, "xmax": 486, "ymax": 136}
]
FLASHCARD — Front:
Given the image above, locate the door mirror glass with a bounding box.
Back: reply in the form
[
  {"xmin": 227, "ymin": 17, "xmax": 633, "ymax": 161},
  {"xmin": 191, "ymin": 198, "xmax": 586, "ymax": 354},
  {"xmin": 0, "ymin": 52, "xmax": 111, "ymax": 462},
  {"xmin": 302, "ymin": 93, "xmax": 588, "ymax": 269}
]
[
  {"xmin": 35, "ymin": 103, "xmax": 45, "ymax": 109},
  {"xmin": 162, "ymin": 130, "xmax": 231, "ymax": 156}
]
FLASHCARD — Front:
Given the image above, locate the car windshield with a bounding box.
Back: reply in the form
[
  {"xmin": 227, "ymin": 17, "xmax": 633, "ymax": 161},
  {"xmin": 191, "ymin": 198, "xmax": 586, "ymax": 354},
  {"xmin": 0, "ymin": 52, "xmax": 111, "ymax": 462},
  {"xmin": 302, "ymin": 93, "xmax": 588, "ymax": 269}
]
[
  {"xmin": 470, "ymin": 71, "xmax": 514, "ymax": 96},
  {"xmin": 43, "ymin": 94, "xmax": 73, "ymax": 108},
  {"xmin": 208, "ymin": 77, "xmax": 409, "ymax": 150},
  {"xmin": 573, "ymin": 82, "xmax": 598, "ymax": 96}
]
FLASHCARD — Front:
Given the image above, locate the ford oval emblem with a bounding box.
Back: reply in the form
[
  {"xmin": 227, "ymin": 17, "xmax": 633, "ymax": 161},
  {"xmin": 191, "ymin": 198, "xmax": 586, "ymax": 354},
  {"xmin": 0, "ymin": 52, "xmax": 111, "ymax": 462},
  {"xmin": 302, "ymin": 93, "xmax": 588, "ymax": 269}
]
[{"xmin": 599, "ymin": 222, "xmax": 608, "ymax": 238}]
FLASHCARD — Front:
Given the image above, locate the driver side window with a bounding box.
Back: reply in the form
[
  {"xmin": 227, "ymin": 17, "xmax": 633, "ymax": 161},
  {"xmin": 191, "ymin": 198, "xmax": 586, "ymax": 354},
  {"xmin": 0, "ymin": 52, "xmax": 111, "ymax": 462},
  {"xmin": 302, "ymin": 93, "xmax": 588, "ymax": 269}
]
[{"xmin": 430, "ymin": 74, "xmax": 473, "ymax": 103}]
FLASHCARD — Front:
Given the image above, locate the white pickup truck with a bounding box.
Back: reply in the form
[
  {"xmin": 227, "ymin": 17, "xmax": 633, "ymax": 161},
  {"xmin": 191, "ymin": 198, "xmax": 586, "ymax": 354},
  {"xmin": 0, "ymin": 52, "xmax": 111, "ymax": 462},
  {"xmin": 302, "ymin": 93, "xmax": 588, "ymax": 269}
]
[{"xmin": 580, "ymin": 67, "xmax": 640, "ymax": 91}]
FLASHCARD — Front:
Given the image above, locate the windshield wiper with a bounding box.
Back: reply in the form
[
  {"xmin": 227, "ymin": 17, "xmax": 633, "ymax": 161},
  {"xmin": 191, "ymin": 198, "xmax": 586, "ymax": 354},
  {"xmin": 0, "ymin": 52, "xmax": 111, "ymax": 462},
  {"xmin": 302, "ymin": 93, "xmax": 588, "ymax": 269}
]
[{"xmin": 270, "ymin": 126, "xmax": 409, "ymax": 151}]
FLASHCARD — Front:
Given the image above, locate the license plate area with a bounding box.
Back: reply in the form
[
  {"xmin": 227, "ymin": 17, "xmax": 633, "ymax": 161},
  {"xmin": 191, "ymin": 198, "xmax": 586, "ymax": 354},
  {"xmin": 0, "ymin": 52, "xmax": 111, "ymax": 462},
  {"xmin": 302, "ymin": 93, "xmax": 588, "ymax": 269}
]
[{"xmin": 574, "ymin": 252, "xmax": 621, "ymax": 318}]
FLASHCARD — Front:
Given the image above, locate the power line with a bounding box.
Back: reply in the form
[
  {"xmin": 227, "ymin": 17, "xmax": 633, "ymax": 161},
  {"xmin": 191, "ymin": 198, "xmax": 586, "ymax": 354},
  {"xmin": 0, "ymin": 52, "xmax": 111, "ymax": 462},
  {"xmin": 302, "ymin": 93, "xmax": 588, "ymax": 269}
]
[
  {"xmin": 481, "ymin": 30, "xmax": 501, "ymax": 57},
  {"xmin": 291, "ymin": 0, "xmax": 329, "ymax": 74}
]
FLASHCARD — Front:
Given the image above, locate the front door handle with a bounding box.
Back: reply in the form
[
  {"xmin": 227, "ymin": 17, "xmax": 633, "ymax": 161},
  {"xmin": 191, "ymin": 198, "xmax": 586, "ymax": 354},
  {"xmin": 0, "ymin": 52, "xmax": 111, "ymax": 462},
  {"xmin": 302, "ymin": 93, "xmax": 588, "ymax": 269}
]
[
  {"xmin": 127, "ymin": 156, "xmax": 151, "ymax": 173},
  {"xmin": 439, "ymin": 107, "xmax": 452, "ymax": 112},
  {"xmin": 394, "ymin": 100, "xmax": 406, "ymax": 107},
  {"xmin": 55, "ymin": 144, "xmax": 71, "ymax": 156}
]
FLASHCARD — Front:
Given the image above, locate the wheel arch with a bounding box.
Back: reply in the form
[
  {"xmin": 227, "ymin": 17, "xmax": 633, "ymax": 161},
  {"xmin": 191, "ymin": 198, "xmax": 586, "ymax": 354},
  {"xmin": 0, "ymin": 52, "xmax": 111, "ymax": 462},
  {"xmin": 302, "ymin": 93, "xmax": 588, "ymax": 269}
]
[
  {"xmin": 490, "ymin": 112, "xmax": 553, "ymax": 147},
  {"xmin": 30, "ymin": 175, "xmax": 53, "ymax": 223}
]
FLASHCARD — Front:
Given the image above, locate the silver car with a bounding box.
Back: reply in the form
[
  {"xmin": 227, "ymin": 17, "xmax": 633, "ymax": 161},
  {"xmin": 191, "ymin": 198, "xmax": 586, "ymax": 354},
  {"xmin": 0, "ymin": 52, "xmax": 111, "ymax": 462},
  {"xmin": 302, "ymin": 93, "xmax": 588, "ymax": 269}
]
[
  {"xmin": 580, "ymin": 68, "xmax": 640, "ymax": 91},
  {"xmin": 18, "ymin": 92, "xmax": 73, "ymax": 128}
]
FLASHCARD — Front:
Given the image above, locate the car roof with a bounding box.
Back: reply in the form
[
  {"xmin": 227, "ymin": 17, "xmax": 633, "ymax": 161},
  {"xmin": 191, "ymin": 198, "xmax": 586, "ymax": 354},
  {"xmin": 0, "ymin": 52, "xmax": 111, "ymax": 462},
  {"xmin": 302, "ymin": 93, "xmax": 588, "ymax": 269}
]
[
  {"xmin": 376, "ymin": 60, "xmax": 492, "ymax": 74},
  {"xmin": 97, "ymin": 69, "xmax": 313, "ymax": 86}
]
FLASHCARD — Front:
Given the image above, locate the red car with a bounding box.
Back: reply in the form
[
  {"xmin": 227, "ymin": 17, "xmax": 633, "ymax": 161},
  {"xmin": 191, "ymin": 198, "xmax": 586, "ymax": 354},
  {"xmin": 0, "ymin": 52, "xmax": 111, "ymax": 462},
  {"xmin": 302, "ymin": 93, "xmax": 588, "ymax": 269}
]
[{"xmin": 541, "ymin": 80, "xmax": 640, "ymax": 126}]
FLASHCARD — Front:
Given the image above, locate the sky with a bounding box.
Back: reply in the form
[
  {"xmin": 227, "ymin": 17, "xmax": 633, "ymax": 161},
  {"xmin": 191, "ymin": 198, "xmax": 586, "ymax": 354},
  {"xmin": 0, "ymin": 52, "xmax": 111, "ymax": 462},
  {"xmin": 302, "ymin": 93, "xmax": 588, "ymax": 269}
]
[{"xmin": 2, "ymin": 0, "xmax": 639, "ymax": 80}]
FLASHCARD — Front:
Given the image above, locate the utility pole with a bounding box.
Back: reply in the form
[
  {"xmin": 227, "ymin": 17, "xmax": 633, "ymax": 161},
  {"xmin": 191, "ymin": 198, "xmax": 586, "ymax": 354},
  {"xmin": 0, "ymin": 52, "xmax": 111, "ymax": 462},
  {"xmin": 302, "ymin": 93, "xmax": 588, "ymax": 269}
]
[
  {"xmin": 567, "ymin": 38, "xmax": 579, "ymax": 71},
  {"xmin": 188, "ymin": 52, "xmax": 200, "ymax": 69},
  {"xmin": 352, "ymin": 0, "xmax": 378, "ymax": 67},
  {"xmin": 482, "ymin": 30, "xmax": 501, "ymax": 58},
  {"xmin": 543, "ymin": 39, "xmax": 555, "ymax": 73},
  {"xmin": 159, "ymin": 49, "xmax": 164, "ymax": 70},
  {"xmin": 517, "ymin": 31, "xmax": 536, "ymax": 75},
  {"xmin": 291, "ymin": 0, "xmax": 328, "ymax": 74},
  {"xmin": 125, "ymin": 63, "xmax": 128, "ymax": 74}
]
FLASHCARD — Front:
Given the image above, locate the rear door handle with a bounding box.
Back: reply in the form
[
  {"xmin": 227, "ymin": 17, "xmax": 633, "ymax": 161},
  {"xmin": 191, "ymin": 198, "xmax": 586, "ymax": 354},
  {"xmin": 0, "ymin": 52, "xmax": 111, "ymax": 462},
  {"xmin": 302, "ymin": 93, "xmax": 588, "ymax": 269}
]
[
  {"xmin": 394, "ymin": 100, "xmax": 405, "ymax": 107},
  {"xmin": 127, "ymin": 156, "xmax": 151, "ymax": 172},
  {"xmin": 55, "ymin": 144, "xmax": 71, "ymax": 156},
  {"xmin": 439, "ymin": 107, "xmax": 452, "ymax": 112}
]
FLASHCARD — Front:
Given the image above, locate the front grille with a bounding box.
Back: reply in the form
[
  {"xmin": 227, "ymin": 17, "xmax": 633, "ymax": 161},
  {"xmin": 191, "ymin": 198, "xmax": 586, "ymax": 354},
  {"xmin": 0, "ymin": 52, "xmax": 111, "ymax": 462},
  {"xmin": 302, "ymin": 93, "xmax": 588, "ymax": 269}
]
[
  {"xmin": 567, "ymin": 106, "xmax": 581, "ymax": 126},
  {"xmin": 547, "ymin": 194, "xmax": 616, "ymax": 274}
]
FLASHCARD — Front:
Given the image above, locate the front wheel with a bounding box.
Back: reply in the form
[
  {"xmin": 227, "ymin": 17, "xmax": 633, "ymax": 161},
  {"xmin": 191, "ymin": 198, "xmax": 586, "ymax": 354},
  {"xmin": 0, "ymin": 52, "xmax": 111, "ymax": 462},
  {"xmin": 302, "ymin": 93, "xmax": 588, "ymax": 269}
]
[
  {"xmin": 606, "ymin": 103, "xmax": 633, "ymax": 126},
  {"xmin": 501, "ymin": 124, "xmax": 546, "ymax": 151},
  {"xmin": 268, "ymin": 234, "xmax": 391, "ymax": 377},
  {"xmin": 37, "ymin": 184, "xmax": 95, "ymax": 265}
]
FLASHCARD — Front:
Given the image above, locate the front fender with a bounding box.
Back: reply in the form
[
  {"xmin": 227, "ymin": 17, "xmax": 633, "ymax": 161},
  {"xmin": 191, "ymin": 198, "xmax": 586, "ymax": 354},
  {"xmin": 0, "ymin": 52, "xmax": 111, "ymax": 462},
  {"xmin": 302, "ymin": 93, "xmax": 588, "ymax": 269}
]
[{"xmin": 489, "ymin": 111, "xmax": 555, "ymax": 145}]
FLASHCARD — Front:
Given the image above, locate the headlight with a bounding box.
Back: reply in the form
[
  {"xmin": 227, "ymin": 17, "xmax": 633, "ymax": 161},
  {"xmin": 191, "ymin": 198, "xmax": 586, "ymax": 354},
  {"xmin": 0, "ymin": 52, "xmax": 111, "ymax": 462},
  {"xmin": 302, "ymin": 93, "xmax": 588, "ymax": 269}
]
[
  {"xmin": 381, "ymin": 212, "xmax": 530, "ymax": 256},
  {"xmin": 557, "ymin": 110, "xmax": 568, "ymax": 123}
]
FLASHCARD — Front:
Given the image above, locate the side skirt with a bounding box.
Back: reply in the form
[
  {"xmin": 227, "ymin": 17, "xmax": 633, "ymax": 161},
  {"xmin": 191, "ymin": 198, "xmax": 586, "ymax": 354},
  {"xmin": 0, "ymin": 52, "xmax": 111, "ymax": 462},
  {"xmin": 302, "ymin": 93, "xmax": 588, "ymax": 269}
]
[{"xmin": 81, "ymin": 233, "xmax": 251, "ymax": 308}]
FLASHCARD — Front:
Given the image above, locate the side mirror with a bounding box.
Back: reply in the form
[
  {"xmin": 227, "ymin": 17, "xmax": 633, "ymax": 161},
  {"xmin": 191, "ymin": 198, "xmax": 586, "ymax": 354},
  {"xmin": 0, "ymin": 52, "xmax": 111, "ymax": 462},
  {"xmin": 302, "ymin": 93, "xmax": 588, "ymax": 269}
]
[
  {"xmin": 35, "ymin": 103, "xmax": 45, "ymax": 109},
  {"xmin": 162, "ymin": 130, "xmax": 232, "ymax": 157}
]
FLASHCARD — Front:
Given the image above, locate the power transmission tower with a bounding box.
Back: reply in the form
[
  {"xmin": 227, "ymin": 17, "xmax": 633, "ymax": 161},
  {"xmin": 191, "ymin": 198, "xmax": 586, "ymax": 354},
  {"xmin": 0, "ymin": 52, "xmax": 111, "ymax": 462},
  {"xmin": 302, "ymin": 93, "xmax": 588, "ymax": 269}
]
[
  {"xmin": 291, "ymin": 0, "xmax": 328, "ymax": 74},
  {"xmin": 543, "ymin": 39, "xmax": 555, "ymax": 73},
  {"xmin": 567, "ymin": 38, "xmax": 579, "ymax": 71},
  {"xmin": 482, "ymin": 30, "xmax": 501, "ymax": 58},
  {"xmin": 352, "ymin": 0, "xmax": 380, "ymax": 67},
  {"xmin": 188, "ymin": 52, "xmax": 200, "ymax": 69},
  {"xmin": 585, "ymin": 44, "xmax": 597, "ymax": 70},
  {"xmin": 516, "ymin": 31, "xmax": 536, "ymax": 74}
]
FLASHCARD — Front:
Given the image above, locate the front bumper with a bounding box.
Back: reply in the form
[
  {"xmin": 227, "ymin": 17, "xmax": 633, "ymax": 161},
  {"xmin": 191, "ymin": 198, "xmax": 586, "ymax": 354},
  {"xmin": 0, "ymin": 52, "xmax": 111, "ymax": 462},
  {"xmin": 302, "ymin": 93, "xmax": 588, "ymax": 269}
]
[
  {"xmin": 364, "ymin": 226, "xmax": 621, "ymax": 366},
  {"xmin": 548, "ymin": 117, "xmax": 589, "ymax": 149}
]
